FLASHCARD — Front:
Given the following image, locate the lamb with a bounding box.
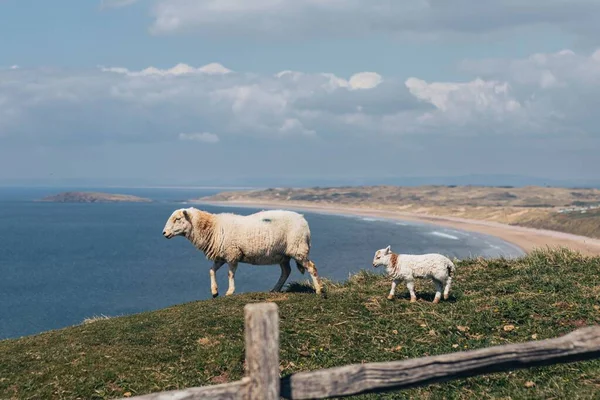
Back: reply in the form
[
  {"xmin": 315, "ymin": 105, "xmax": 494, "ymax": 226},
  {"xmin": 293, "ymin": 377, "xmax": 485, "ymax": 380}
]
[
  {"xmin": 162, "ymin": 207, "xmax": 322, "ymax": 297},
  {"xmin": 372, "ymin": 245, "xmax": 455, "ymax": 304}
]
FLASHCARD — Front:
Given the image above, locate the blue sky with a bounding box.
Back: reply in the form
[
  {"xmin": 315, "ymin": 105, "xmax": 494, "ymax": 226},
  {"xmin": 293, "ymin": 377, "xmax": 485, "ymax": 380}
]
[
  {"xmin": 1, "ymin": 0, "xmax": 600, "ymax": 186},
  {"xmin": 0, "ymin": 0, "xmax": 577, "ymax": 77}
]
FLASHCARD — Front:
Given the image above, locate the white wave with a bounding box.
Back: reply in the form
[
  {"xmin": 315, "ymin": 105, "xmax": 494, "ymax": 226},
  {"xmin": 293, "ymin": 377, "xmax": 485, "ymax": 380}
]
[
  {"xmin": 446, "ymin": 229, "xmax": 468, "ymax": 236},
  {"xmin": 361, "ymin": 217, "xmax": 378, "ymax": 222},
  {"xmin": 484, "ymin": 241, "xmax": 502, "ymax": 250},
  {"xmin": 430, "ymin": 231, "xmax": 460, "ymax": 240}
]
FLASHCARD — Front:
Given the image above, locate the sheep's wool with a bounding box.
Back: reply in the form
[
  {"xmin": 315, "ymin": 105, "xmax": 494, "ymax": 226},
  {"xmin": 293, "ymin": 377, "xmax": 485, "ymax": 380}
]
[
  {"xmin": 163, "ymin": 207, "xmax": 323, "ymax": 295},
  {"xmin": 188, "ymin": 209, "xmax": 311, "ymax": 265},
  {"xmin": 373, "ymin": 246, "xmax": 456, "ymax": 302},
  {"xmin": 388, "ymin": 253, "xmax": 455, "ymax": 282}
]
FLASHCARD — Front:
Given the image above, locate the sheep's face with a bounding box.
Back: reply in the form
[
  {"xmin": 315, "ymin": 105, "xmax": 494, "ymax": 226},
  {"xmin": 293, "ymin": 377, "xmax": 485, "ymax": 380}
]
[
  {"xmin": 163, "ymin": 208, "xmax": 193, "ymax": 239},
  {"xmin": 372, "ymin": 245, "xmax": 392, "ymax": 268}
]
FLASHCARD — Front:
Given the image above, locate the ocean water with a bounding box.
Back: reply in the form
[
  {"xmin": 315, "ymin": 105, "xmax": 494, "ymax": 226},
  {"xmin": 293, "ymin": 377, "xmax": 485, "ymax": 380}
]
[{"xmin": 0, "ymin": 187, "xmax": 523, "ymax": 340}]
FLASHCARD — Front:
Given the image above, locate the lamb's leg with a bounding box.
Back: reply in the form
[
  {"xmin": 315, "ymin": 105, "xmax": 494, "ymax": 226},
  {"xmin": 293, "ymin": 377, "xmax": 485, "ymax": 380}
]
[
  {"xmin": 406, "ymin": 280, "xmax": 417, "ymax": 303},
  {"xmin": 387, "ymin": 279, "xmax": 399, "ymax": 300},
  {"xmin": 225, "ymin": 262, "xmax": 238, "ymax": 296},
  {"xmin": 271, "ymin": 259, "xmax": 291, "ymax": 293},
  {"xmin": 210, "ymin": 261, "xmax": 224, "ymax": 298},
  {"xmin": 443, "ymin": 275, "xmax": 452, "ymax": 300},
  {"xmin": 432, "ymin": 279, "xmax": 443, "ymax": 304}
]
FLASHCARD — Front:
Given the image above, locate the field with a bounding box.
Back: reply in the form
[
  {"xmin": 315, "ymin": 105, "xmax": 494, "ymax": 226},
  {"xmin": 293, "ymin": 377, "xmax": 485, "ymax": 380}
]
[
  {"xmin": 203, "ymin": 185, "xmax": 600, "ymax": 238},
  {"xmin": 1, "ymin": 249, "xmax": 599, "ymax": 399},
  {"xmin": 514, "ymin": 208, "xmax": 600, "ymax": 239}
]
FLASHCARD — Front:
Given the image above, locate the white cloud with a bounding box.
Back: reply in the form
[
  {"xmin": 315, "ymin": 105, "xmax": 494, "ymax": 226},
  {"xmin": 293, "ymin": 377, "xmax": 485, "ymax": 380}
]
[
  {"xmin": 101, "ymin": 62, "xmax": 232, "ymax": 77},
  {"xmin": 405, "ymin": 77, "xmax": 520, "ymax": 114},
  {"xmin": 2, "ymin": 49, "xmax": 600, "ymax": 146},
  {"xmin": 178, "ymin": 132, "xmax": 220, "ymax": 143},
  {"xmin": 198, "ymin": 62, "xmax": 233, "ymax": 75},
  {"xmin": 148, "ymin": 0, "xmax": 600, "ymax": 41},
  {"xmin": 348, "ymin": 72, "xmax": 383, "ymax": 90},
  {"xmin": 320, "ymin": 73, "xmax": 352, "ymax": 92},
  {"xmin": 10, "ymin": 65, "xmax": 19, "ymax": 70},
  {"xmin": 278, "ymin": 118, "xmax": 316, "ymax": 136},
  {"xmin": 403, "ymin": 77, "xmax": 525, "ymax": 135},
  {"xmin": 0, "ymin": 62, "xmax": 400, "ymax": 143},
  {"xmin": 275, "ymin": 71, "xmax": 382, "ymax": 92},
  {"xmin": 4, "ymin": 49, "xmax": 600, "ymax": 182},
  {"xmin": 460, "ymin": 48, "xmax": 600, "ymax": 87}
]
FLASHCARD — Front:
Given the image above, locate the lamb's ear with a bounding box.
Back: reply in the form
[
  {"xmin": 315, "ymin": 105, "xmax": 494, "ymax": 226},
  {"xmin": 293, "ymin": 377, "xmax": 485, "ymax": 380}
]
[
  {"xmin": 385, "ymin": 245, "xmax": 391, "ymax": 254},
  {"xmin": 182, "ymin": 209, "xmax": 191, "ymax": 221}
]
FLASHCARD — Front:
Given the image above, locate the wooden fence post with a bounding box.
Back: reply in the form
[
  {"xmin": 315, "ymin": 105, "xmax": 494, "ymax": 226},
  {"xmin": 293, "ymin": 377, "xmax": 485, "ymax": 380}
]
[{"xmin": 244, "ymin": 303, "xmax": 280, "ymax": 400}]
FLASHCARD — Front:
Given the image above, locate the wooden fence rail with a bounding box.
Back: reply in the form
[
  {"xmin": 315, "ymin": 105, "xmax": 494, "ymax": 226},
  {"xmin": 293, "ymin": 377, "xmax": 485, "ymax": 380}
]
[{"xmin": 125, "ymin": 303, "xmax": 600, "ymax": 400}]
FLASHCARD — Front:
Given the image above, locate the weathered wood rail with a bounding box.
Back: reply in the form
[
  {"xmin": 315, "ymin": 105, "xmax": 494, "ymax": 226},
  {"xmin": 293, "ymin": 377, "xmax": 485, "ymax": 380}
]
[{"xmin": 125, "ymin": 303, "xmax": 600, "ymax": 400}]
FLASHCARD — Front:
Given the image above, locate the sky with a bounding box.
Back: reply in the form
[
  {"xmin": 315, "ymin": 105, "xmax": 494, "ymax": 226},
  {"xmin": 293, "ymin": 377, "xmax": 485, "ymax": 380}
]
[{"xmin": 1, "ymin": 0, "xmax": 600, "ymax": 187}]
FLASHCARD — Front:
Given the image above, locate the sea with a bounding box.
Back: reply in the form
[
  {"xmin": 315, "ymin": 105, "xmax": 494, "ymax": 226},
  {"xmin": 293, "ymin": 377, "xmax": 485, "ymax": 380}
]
[{"xmin": 0, "ymin": 187, "xmax": 524, "ymax": 340}]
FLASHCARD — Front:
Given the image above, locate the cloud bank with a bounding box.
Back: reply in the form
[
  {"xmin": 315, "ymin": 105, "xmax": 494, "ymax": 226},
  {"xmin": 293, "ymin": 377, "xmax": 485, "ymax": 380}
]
[
  {"xmin": 2, "ymin": 48, "xmax": 600, "ymax": 182},
  {"xmin": 148, "ymin": 0, "xmax": 600, "ymax": 41},
  {"xmin": 2, "ymin": 49, "xmax": 600, "ymax": 146}
]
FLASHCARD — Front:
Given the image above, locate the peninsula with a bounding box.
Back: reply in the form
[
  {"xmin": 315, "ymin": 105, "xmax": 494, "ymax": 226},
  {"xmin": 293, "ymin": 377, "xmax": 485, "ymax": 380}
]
[
  {"xmin": 39, "ymin": 191, "xmax": 152, "ymax": 203},
  {"xmin": 198, "ymin": 185, "xmax": 600, "ymax": 255}
]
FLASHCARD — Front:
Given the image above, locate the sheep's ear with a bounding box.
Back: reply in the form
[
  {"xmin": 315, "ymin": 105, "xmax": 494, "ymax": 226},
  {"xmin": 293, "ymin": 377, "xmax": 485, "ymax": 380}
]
[
  {"xmin": 385, "ymin": 245, "xmax": 391, "ymax": 254},
  {"xmin": 182, "ymin": 209, "xmax": 190, "ymax": 221}
]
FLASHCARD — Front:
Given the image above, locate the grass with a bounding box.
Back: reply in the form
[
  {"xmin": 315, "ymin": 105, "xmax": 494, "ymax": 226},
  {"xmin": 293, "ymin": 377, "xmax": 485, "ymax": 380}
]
[
  {"xmin": 515, "ymin": 209, "xmax": 600, "ymax": 239},
  {"xmin": 1, "ymin": 248, "xmax": 599, "ymax": 399},
  {"xmin": 81, "ymin": 315, "xmax": 114, "ymax": 325}
]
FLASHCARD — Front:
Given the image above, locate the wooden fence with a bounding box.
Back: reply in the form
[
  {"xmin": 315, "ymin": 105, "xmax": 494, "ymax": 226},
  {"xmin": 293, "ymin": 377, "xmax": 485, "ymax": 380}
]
[{"xmin": 124, "ymin": 302, "xmax": 600, "ymax": 400}]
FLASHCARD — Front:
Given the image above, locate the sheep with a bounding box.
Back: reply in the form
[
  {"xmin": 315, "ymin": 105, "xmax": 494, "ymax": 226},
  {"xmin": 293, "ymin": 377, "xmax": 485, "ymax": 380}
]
[
  {"xmin": 372, "ymin": 245, "xmax": 455, "ymax": 304},
  {"xmin": 162, "ymin": 207, "xmax": 322, "ymax": 297}
]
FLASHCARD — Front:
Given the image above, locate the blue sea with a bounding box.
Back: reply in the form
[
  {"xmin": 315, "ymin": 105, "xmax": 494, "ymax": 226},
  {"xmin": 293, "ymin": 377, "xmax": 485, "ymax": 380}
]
[{"xmin": 0, "ymin": 187, "xmax": 523, "ymax": 340}]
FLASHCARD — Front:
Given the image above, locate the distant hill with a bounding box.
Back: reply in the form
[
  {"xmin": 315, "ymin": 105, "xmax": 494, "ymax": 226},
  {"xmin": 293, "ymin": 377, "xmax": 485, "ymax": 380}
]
[
  {"xmin": 39, "ymin": 191, "xmax": 152, "ymax": 203},
  {"xmin": 202, "ymin": 185, "xmax": 600, "ymax": 208},
  {"xmin": 200, "ymin": 185, "xmax": 600, "ymax": 239}
]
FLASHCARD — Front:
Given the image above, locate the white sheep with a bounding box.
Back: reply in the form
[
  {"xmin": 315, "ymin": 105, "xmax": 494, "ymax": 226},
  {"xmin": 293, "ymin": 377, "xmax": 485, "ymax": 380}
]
[
  {"xmin": 162, "ymin": 207, "xmax": 322, "ymax": 297},
  {"xmin": 372, "ymin": 245, "xmax": 455, "ymax": 304}
]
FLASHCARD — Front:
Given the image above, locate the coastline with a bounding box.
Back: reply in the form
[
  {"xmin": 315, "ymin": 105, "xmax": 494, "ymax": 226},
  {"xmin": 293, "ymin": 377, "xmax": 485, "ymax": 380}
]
[{"xmin": 195, "ymin": 200, "xmax": 600, "ymax": 256}]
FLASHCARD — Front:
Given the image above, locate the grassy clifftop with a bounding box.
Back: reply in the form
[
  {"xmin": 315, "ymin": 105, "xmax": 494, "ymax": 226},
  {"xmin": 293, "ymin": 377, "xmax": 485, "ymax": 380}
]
[{"xmin": 1, "ymin": 249, "xmax": 599, "ymax": 399}]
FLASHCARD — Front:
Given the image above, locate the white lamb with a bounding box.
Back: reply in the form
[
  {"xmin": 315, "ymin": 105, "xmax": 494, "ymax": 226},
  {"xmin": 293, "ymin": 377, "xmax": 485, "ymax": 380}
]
[
  {"xmin": 372, "ymin": 245, "xmax": 455, "ymax": 304},
  {"xmin": 162, "ymin": 207, "xmax": 322, "ymax": 297}
]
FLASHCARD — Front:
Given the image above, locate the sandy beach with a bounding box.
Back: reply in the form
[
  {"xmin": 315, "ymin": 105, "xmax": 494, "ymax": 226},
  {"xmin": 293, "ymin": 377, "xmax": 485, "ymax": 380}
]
[{"xmin": 197, "ymin": 200, "xmax": 600, "ymax": 256}]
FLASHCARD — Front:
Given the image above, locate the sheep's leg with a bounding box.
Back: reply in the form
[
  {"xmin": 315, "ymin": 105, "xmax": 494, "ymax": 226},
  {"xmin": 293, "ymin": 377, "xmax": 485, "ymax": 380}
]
[
  {"xmin": 432, "ymin": 279, "xmax": 443, "ymax": 304},
  {"xmin": 225, "ymin": 262, "xmax": 238, "ymax": 296},
  {"xmin": 296, "ymin": 258, "xmax": 323, "ymax": 295},
  {"xmin": 210, "ymin": 261, "xmax": 224, "ymax": 298},
  {"xmin": 387, "ymin": 279, "xmax": 399, "ymax": 300},
  {"xmin": 443, "ymin": 275, "xmax": 452, "ymax": 300},
  {"xmin": 271, "ymin": 259, "xmax": 291, "ymax": 293},
  {"xmin": 306, "ymin": 260, "xmax": 323, "ymax": 295},
  {"xmin": 406, "ymin": 280, "xmax": 417, "ymax": 303}
]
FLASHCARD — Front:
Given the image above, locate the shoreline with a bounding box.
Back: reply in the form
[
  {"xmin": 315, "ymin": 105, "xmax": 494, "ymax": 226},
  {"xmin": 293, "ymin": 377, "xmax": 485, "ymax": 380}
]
[{"xmin": 195, "ymin": 200, "xmax": 600, "ymax": 256}]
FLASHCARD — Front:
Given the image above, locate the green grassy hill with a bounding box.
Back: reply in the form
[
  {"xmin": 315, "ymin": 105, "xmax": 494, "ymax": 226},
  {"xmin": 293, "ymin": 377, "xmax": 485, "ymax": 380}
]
[
  {"xmin": 1, "ymin": 249, "xmax": 599, "ymax": 399},
  {"xmin": 515, "ymin": 208, "xmax": 600, "ymax": 238}
]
